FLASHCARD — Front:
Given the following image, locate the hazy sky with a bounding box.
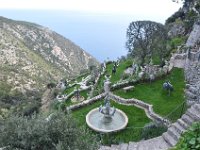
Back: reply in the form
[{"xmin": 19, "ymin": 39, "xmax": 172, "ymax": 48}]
[
  {"xmin": 0, "ymin": 0, "xmax": 183, "ymax": 62},
  {"xmin": 0, "ymin": 0, "xmax": 182, "ymax": 16}
]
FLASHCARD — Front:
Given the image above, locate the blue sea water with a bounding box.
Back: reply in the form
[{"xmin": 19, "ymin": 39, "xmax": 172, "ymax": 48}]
[{"xmin": 0, "ymin": 10, "xmax": 166, "ymax": 62}]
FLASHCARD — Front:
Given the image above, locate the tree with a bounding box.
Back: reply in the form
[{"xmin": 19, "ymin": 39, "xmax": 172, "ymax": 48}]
[
  {"xmin": 126, "ymin": 21, "xmax": 168, "ymax": 65},
  {"xmin": 0, "ymin": 112, "xmax": 99, "ymax": 150},
  {"xmin": 47, "ymin": 82, "xmax": 56, "ymax": 89}
]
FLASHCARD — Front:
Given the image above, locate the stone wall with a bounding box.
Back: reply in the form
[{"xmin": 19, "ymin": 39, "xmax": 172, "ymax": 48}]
[
  {"xmin": 184, "ymin": 60, "xmax": 200, "ymax": 105},
  {"xmin": 67, "ymin": 93, "xmax": 106, "ymax": 111},
  {"xmin": 108, "ymin": 93, "xmax": 170, "ymax": 126},
  {"xmin": 186, "ymin": 23, "xmax": 200, "ymax": 47}
]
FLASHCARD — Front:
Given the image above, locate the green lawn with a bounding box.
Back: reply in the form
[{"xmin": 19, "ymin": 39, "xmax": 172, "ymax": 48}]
[
  {"xmin": 106, "ymin": 60, "xmax": 133, "ymax": 83},
  {"xmin": 64, "ymin": 90, "xmax": 89, "ymax": 106},
  {"xmin": 113, "ymin": 68, "xmax": 186, "ymax": 122},
  {"xmin": 72, "ymin": 100, "xmax": 150, "ymax": 144},
  {"xmin": 92, "ymin": 59, "xmax": 134, "ymax": 96},
  {"xmin": 64, "ymin": 67, "xmax": 185, "ymax": 145}
]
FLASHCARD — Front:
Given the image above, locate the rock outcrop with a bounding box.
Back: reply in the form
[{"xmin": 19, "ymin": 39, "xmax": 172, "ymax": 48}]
[{"xmin": 186, "ymin": 23, "xmax": 200, "ymax": 47}]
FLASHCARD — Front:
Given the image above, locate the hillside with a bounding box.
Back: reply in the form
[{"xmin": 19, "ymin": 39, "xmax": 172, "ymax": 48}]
[
  {"xmin": 0, "ymin": 16, "xmax": 99, "ymax": 92},
  {"xmin": 0, "ymin": 16, "xmax": 99, "ymax": 116}
]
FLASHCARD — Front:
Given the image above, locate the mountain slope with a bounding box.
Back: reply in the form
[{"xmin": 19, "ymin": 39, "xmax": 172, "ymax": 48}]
[{"xmin": 0, "ymin": 16, "xmax": 99, "ymax": 94}]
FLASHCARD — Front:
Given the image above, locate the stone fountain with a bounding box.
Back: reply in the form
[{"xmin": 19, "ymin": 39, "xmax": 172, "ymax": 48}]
[
  {"xmin": 71, "ymin": 87, "xmax": 84, "ymax": 103},
  {"xmin": 86, "ymin": 78, "xmax": 128, "ymax": 133}
]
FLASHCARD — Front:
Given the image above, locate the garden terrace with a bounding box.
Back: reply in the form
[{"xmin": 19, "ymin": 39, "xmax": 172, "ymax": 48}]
[{"xmin": 60, "ymin": 60, "xmax": 186, "ymax": 145}]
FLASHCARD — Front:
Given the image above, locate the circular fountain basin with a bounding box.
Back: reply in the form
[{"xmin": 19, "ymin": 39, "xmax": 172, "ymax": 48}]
[{"xmin": 86, "ymin": 108, "xmax": 128, "ymax": 133}]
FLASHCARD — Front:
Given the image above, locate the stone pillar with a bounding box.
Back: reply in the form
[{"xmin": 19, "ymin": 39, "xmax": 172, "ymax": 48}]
[{"xmin": 104, "ymin": 79, "xmax": 111, "ymax": 94}]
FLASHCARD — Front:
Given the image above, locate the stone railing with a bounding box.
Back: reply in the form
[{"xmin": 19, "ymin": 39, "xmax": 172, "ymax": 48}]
[
  {"xmin": 111, "ymin": 64, "xmax": 174, "ymax": 91},
  {"xmin": 111, "ymin": 79, "xmax": 138, "ymax": 91},
  {"xmin": 108, "ymin": 93, "xmax": 171, "ymax": 126},
  {"xmin": 67, "ymin": 93, "xmax": 106, "ymax": 111},
  {"xmin": 56, "ymin": 86, "xmax": 91, "ymax": 102}
]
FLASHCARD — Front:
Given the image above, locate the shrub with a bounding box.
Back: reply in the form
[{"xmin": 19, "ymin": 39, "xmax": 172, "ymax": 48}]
[
  {"xmin": 121, "ymin": 73, "xmax": 130, "ymax": 80},
  {"xmin": 173, "ymin": 122, "xmax": 200, "ymax": 150},
  {"xmin": 22, "ymin": 102, "xmax": 41, "ymax": 116},
  {"xmin": 184, "ymin": 10, "xmax": 198, "ymax": 32},
  {"xmin": 166, "ymin": 10, "xmax": 185, "ymax": 24},
  {"xmin": 141, "ymin": 122, "xmax": 167, "ymax": 140},
  {"xmin": 106, "ymin": 61, "xmax": 113, "ymax": 65},
  {"xmin": 0, "ymin": 112, "xmax": 99, "ymax": 150},
  {"xmin": 124, "ymin": 59, "xmax": 133, "ymax": 68},
  {"xmin": 169, "ymin": 36, "xmax": 186, "ymax": 50}
]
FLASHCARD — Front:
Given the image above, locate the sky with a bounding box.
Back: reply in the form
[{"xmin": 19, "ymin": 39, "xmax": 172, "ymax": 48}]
[
  {"xmin": 0, "ymin": 0, "xmax": 183, "ymax": 62},
  {"xmin": 0, "ymin": 0, "xmax": 182, "ymax": 16}
]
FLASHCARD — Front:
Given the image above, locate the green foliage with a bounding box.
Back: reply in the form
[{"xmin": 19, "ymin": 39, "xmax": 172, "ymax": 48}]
[
  {"xmin": 0, "ymin": 86, "xmax": 42, "ymax": 118},
  {"xmin": 121, "ymin": 73, "xmax": 130, "ymax": 80},
  {"xmin": 168, "ymin": 36, "xmax": 187, "ymax": 53},
  {"xmin": 166, "ymin": 10, "xmax": 185, "ymax": 24},
  {"xmin": 21, "ymin": 102, "xmax": 41, "ymax": 116},
  {"xmin": 173, "ymin": 122, "xmax": 200, "ymax": 150},
  {"xmin": 47, "ymin": 82, "xmax": 56, "ymax": 89},
  {"xmin": 195, "ymin": 1, "xmax": 200, "ymax": 13},
  {"xmin": 114, "ymin": 68, "xmax": 185, "ymax": 122},
  {"xmin": 123, "ymin": 59, "xmax": 133, "ymax": 68},
  {"xmin": 0, "ymin": 112, "xmax": 99, "ymax": 150},
  {"xmin": 141, "ymin": 122, "xmax": 167, "ymax": 140},
  {"xmin": 126, "ymin": 20, "xmax": 167, "ymax": 65},
  {"xmin": 184, "ymin": 10, "xmax": 198, "ymax": 32},
  {"xmin": 106, "ymin": 59, "xmax": 133, "ymax": 83}
]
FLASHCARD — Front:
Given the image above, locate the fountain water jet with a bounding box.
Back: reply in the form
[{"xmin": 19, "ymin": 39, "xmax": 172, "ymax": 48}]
[{"xmin": 86, "ymin": 78, "xmax": 128, "ymax": 133}]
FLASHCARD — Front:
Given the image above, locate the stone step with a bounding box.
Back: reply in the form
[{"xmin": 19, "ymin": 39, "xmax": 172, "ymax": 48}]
[
  {"xmin": 185, "ymin": 84, "xmax": 190, "ymax": 89},
  {"xmin": 181, "ymin": 114, "xmax": 194, "ymax": 125},
  {"xmin": 154, "ymin": 136, "xmax": 171, "ymax": 150},
  {"xmin": 99, "ymin": 146, "xmax": 112, "ymax": 150},
  {"xmin": 128, "ymin": 142, "xmax": 138, "ymax": 150},
  {"xmin": 167, "ymin": 126, "xmax": 180, "ymax": 141},
  {"xmin": 137, "ymin": 141, "xmax": 149, "ymax": 150},
  {"xmin": 177, "ymin": 119, "xmax": 189, "ymax": 129},
  {"xmin": 162, "ymin": 132, "xmax": 177, "ymax": 147},
  {"xmin": 186, "ymin": 108, "xmax": 200, "ymax": 121},
  {"xmin": 193, "ymin": 104, "xmax": 200, "ymax": 113},
  {"xmin": 172, "ymin": 122, "xmax": 186, "ymax": 135},
  {"xmin": 119, "ymin": 143, "xmax": 128, "ymax": 150},
  {"xmin": 111, "ymin": 144, "xmax": 120, "ymax": 150},
  {"xmin": 137, "ymin": 137, "xmax": 169, "ymax": 150},
  {"xmin": 187, "ymin": 99, "xmax": 198, "ymax": 103},
  {"xmin": 185, "ymin": 91, "xmax": 197, "ymax": 99},
  {"xmin": 188, "ymin": 86, "xmax": 198, "ymax": 94},
  {"xmin": 187, "ymin": 101, "xmax": 196, "ymax": 106}
]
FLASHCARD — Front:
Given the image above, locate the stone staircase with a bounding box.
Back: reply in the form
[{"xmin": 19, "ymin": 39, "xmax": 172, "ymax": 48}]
[
  {"xmin": 162, "ymin": 103, "xmax": 200, "ymax": 147},
  {"xmin": 99, "ymin": 103, "xmax": 200, "ymax": 150}
]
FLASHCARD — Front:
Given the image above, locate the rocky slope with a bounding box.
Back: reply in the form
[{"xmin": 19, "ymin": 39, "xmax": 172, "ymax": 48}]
[{"xmin": 0, "ymin": 16, "xmax": 99, "ymax": 94}]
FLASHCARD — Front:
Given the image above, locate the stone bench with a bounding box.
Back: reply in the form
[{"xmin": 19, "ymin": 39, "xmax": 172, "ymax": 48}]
[{"xmin": 123, "ymin": 86, "xmax": 134, "ymax": 92}]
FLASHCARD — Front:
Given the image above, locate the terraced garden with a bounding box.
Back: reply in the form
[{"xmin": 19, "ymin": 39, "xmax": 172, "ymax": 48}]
[{"xmin": 58, "ymin": 59, "xmax": 186, "ymax": 145}]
